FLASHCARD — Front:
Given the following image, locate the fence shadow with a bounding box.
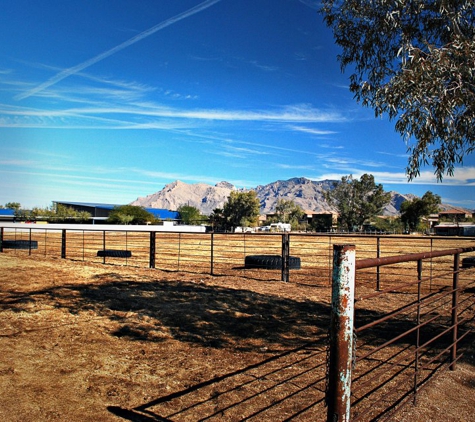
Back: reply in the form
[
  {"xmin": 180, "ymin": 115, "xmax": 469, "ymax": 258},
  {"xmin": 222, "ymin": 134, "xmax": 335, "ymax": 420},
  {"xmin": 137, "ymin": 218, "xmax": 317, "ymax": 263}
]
[{"xmin": 108, "ymin": 343, "xmax": 328, "ymax": 421}]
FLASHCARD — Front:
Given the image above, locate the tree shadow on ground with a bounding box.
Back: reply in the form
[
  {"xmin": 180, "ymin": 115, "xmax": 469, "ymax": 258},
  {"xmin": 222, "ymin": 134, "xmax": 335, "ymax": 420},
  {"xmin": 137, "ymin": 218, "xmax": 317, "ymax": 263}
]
[
  {"xmin": 0, "ymin": 272, "xmax": 331, "ymax": 351},
  {"xmin": 1, "ymin": 271, "xmax": 473, "ymax": 357}
]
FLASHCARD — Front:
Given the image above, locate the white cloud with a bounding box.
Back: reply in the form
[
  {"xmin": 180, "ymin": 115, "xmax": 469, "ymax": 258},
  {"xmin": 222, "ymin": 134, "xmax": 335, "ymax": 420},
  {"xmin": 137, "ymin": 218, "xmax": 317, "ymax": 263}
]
[
  {"xmin": 276, "ymin": 163, "xmax": 316, "ymax": 171},
  {"xmin": 316, "ymin": 167, "xmax": 475, "ymax": 187},
  {"xmin": 0, "ymin": 99, "xmax": 348, "ymax": 129},
  {"xmin": 289, "ymin": 125, "xmax": 338, "ymax": 136}
]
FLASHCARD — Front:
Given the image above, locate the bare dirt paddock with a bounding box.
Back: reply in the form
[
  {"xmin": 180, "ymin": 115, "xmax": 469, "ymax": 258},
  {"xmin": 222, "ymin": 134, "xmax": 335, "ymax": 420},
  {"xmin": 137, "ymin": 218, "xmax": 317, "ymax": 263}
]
[{"xmin": 0, "ymin": 253, "xmax": 474, "ymax": 421}]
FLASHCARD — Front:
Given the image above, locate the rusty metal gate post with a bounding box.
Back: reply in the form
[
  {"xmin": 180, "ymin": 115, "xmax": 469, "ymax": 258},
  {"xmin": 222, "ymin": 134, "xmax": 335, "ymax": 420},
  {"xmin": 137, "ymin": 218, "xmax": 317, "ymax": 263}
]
[
  {"xmin": 450, "ymin": 253, "xmax": 460, "ymax": 370},
  {"xmin": 326, "ymin": 244, "xmax": 356, "ymax": 422}
]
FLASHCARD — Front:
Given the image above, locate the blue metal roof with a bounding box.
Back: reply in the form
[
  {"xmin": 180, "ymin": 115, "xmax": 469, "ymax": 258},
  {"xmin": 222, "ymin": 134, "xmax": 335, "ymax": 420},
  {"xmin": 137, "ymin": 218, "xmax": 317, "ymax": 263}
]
[
  {"xmin": 144, "ymin": 208, "xmax": 179, "ymax": 220},
  {"xmin": 0, "ymin": 209, "xmax": 15, "ymax": 217}
]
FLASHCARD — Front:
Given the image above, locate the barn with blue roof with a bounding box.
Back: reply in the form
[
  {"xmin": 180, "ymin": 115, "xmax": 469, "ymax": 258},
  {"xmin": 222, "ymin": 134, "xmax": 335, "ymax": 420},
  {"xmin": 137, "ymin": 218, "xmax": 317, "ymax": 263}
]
[{"xmin": 54, "ymin": 201, "xmax": 180, "ymax": 222}]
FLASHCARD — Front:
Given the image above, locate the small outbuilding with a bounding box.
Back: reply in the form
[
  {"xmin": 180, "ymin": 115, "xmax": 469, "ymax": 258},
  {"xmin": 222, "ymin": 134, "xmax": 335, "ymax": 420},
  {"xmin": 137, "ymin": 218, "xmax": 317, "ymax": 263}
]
[{"xmin": 434, "ymin": 224, "xmax": 475, "ymax": 236}]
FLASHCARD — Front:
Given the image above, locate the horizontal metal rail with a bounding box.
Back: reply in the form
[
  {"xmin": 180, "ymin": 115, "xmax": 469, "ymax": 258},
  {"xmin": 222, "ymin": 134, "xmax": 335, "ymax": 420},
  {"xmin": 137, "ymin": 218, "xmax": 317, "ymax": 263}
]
[
  {"xmin": 356, "ymin": 245, "xmax": 475, "ymax": 269},
  {"xmin": 347, "ymin": 247, "xmax": 475, "ymax": 420}
]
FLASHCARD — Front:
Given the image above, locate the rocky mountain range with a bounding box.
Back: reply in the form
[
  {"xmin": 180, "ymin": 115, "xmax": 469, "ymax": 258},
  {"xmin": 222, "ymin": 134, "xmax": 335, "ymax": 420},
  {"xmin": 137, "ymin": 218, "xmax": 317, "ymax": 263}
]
[{"xmin": 131, "ymin": 177, "xmax": 417, "ymax": 216}]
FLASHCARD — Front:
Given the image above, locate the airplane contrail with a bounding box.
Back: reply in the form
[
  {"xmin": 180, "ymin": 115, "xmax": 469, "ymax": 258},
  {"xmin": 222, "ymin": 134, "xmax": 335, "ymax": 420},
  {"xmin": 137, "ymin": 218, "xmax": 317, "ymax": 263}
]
[{"xmin": 15, "ymin": 0, "xmax": 222, "ymax": 101}]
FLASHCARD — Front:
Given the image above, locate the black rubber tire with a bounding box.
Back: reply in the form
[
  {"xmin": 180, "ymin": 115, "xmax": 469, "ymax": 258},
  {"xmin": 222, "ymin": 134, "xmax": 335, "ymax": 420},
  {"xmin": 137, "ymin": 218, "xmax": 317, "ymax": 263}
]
[
  {"xmin": 462, "ymin": 257, "xmax": 475, "ymax": 268},
  {"xmin": 1, "ymin": 240, "xmax": 38, "ymax": 250},
  {"xmin": 244, "ymin": 254, "xmax": 301, "ymax": 270},
  {"xmin": 97, "ymin": 249, "xmax": 132, "ymax": 258}
]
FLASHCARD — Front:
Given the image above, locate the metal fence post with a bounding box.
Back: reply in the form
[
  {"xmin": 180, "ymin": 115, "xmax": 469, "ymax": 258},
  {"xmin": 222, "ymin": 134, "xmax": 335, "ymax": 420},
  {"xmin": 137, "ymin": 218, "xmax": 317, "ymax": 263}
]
[
  {"xmin": 149, "ymin": 231, "xmax": 156, "ymax": 269},
  {"xmin": 210, "ymin": 233, "xmax": 214, "ymax": 276},
  {"xmin": 0, "ymin": 227, "xmax": 3, "ymax": 252},
  {"xmin": 61, "ymin": 229, "xmax": 66, "ymax": 259},
  {"xmin": 282, "ymin": 233, "xmax": 290, "ymax": 282},
  {"xmin": 450, "ymin": 253, "xmax": 460, "ymax": 370},
  {"xmin": 376, "ymin": 236, "xmax": 381, "ymax": 291},
  {"xmin": 327, "ymin": 244, "xmax": 356, "ymax": 422}
]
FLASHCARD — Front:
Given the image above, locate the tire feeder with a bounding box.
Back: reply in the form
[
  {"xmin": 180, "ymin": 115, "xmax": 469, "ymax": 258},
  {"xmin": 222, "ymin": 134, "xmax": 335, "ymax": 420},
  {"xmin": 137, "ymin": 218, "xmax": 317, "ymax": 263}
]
[
  {"xmin": 1, "ymin": 240, "xmax": 38, "ymax": 250},
  {"xmin": 244, "ymin": 254, "xmax": 301, "ymax": 270},
  {"xmin": 97, "ymin": 250, "xmax": 132, "ymax": 258}
]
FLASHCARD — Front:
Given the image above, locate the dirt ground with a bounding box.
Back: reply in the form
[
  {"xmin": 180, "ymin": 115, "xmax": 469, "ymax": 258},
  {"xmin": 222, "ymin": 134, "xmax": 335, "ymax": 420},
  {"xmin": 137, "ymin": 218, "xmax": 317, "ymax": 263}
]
[{"xmin": 0, "ymin": 253, "xmax": 474, "ymax": 421}]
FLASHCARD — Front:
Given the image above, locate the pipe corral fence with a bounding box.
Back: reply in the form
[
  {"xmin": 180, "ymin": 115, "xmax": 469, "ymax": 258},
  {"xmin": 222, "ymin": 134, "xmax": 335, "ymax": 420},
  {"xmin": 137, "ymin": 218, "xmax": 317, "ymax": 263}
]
[
  {"xmin": 327, "ymin": 244, "xmax": 475, "ymax": 421},
  {"xmin": 2, "ymin": 223, "xmax": 475, "ymax": 285},
  {"xmin": 1, "ymin": 223, "xmax": 475, "ymax": 420}
]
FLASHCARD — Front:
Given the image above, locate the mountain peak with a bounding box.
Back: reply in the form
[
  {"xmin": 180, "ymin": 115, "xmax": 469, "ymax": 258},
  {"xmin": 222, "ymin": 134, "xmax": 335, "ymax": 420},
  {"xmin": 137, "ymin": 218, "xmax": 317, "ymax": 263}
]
[
  {"xmin": 215, "ymin": 181, "xmax": 236, "ymax": 190},
  {"xmin": 131, "ymin": 177, "xmax": 413, "ymax": 216}
]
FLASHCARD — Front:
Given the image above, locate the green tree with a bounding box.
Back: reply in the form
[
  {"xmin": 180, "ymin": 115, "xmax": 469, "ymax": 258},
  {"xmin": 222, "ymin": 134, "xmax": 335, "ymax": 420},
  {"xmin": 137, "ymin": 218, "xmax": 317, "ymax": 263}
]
[
  {"xmin": 177, "ymin": 204, "xmax": 203, "ymax": 225},
  {"xmin": 373, "ymin": 216, "xmax": 404, "ymax": 234},
  {"xmin": 310, "ymin": 214, "xmax": 334, "ymax": 232},
  {"xmin": 5, "ymin": 202, "xmax": 21, "ymax": 211},
  {"xmin": 275, "ymin": 199, "xmax": 304, "ymax": 227},
  {"xmin": 401, "ymin": 191, "xmax": 441, "ymax": 232},
  {"xmin": 107, "ymin": 205, "xmax": 154, "ymax": 225},
  {"xmin": 321, "ymin": 1, "xmax": 475, "ymax": 180},
  {"xmin": 325, "ymin": 174, "xmax": 391, "ymax": 231},
  {"xmin": 54, "ymin": 204, "xmax": 85, "ymax": 222},
  {"xmin": 28, "ymin": 204, "xmax": 91, "ymax": 223},
  {"xmin": 222, "ymin": 191, "xmax": 260, "ymax": 230},
  {"xmin": 209, "ymin": 208, "xmax": 226, "ymax": 231}
]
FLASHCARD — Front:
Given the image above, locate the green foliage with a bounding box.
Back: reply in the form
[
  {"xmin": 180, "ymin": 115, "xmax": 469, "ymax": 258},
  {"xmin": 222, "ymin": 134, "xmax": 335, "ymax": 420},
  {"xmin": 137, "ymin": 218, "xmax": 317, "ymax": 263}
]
[
  {"xmin": 275, "ymin": 199, "xmax": 305, "ymax": 227},
  {"xmin": 325, "ymin": 174, "xmax": 391, "ymax": 231},
  {"xmin": 52, "ymin": 204, "xmax": 90, "ymax": 222},
  {"xmin": 401, "ymin": 191, "xmax": 441, "ymax": 232},
  {"xmin": 310, "ymin": 214, "xmax": 334, "ymax": 232},
  {"xmin": 4, "ymin": 202, "xmax": 21, "ymax": 211},
  {"xmin": 2, "ymin": 203, "xmax": 91, "ymax": 223},
  {"xmin": 15, "ymin": 209, "xmax": 34, "ymax": 221},
  {"xmin": 209, "ymin": 208, "xmax": 225, "ymax": 231},
  {"xmin": 107, "ymin": 205, "xmax": 154, "ymax": 225},
  {"xmin": 321, "ymin": 0, "xmax": 475, "ymax": 180},
  {"xmin": 177, "ymin": 204, "xmax": 204, "ymax": 225},
  {"xmin": 222, "ymin": 191, "xmax": 260, "ymax": 230},
  {"xmin": 372, "ymin": 216, "xmax": 404, "ymax": 233}
]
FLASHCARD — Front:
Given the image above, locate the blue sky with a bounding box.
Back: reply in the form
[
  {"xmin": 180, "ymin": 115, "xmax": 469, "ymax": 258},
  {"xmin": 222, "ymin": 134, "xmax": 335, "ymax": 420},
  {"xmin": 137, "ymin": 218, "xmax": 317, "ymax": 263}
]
[{"xmin": 1, "ymin": 0, "xmax": 474, "ymax": 210}]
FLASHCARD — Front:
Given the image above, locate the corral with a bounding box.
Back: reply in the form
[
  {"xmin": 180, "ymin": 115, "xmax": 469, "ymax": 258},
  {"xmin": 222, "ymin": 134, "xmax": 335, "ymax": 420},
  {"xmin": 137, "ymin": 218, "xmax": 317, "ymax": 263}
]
[{"xmin": 1, "ymin": 224, "xmax": 474, "ymax": 421}]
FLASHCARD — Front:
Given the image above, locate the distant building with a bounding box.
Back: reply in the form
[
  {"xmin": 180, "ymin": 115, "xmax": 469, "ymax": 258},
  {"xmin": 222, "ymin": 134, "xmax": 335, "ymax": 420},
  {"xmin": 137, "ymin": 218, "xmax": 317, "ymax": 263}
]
[
  {"xmin": 54, "ymin": 201, "xmax": 180, "ymax": 223},
  {"xmin": 261, "ymin": 209, "xmax": 337, "ymax": 231},
  {"xmin": 438, "ymin": 208, "xmax": 473, "ymax": 221},
  {"xmin": 434, "ymin": 223, "xmax": 475, "ymax": 236},
  {"xmin": 0, "ymin": 209, "xmax": 15, "ymax": 222},
  {"xmin": 302, "ymin": 210, "xmax": 338, "ymax": 229}
]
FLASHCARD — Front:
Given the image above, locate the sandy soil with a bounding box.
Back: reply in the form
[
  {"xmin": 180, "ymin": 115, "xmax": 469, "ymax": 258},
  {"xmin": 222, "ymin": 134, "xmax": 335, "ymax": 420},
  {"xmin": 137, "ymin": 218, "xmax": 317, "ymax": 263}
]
[{"xmin": 0, "ymin": 253, "xmax": 473, "ymax": 421}]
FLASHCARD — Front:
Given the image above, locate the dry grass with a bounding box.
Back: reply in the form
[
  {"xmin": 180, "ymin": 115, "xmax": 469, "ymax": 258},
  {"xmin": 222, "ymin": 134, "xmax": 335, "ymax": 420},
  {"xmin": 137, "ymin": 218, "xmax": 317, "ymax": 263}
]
[{"xmin": 1, "ymin": 232, "xmax": 474, "ymax": 421}]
